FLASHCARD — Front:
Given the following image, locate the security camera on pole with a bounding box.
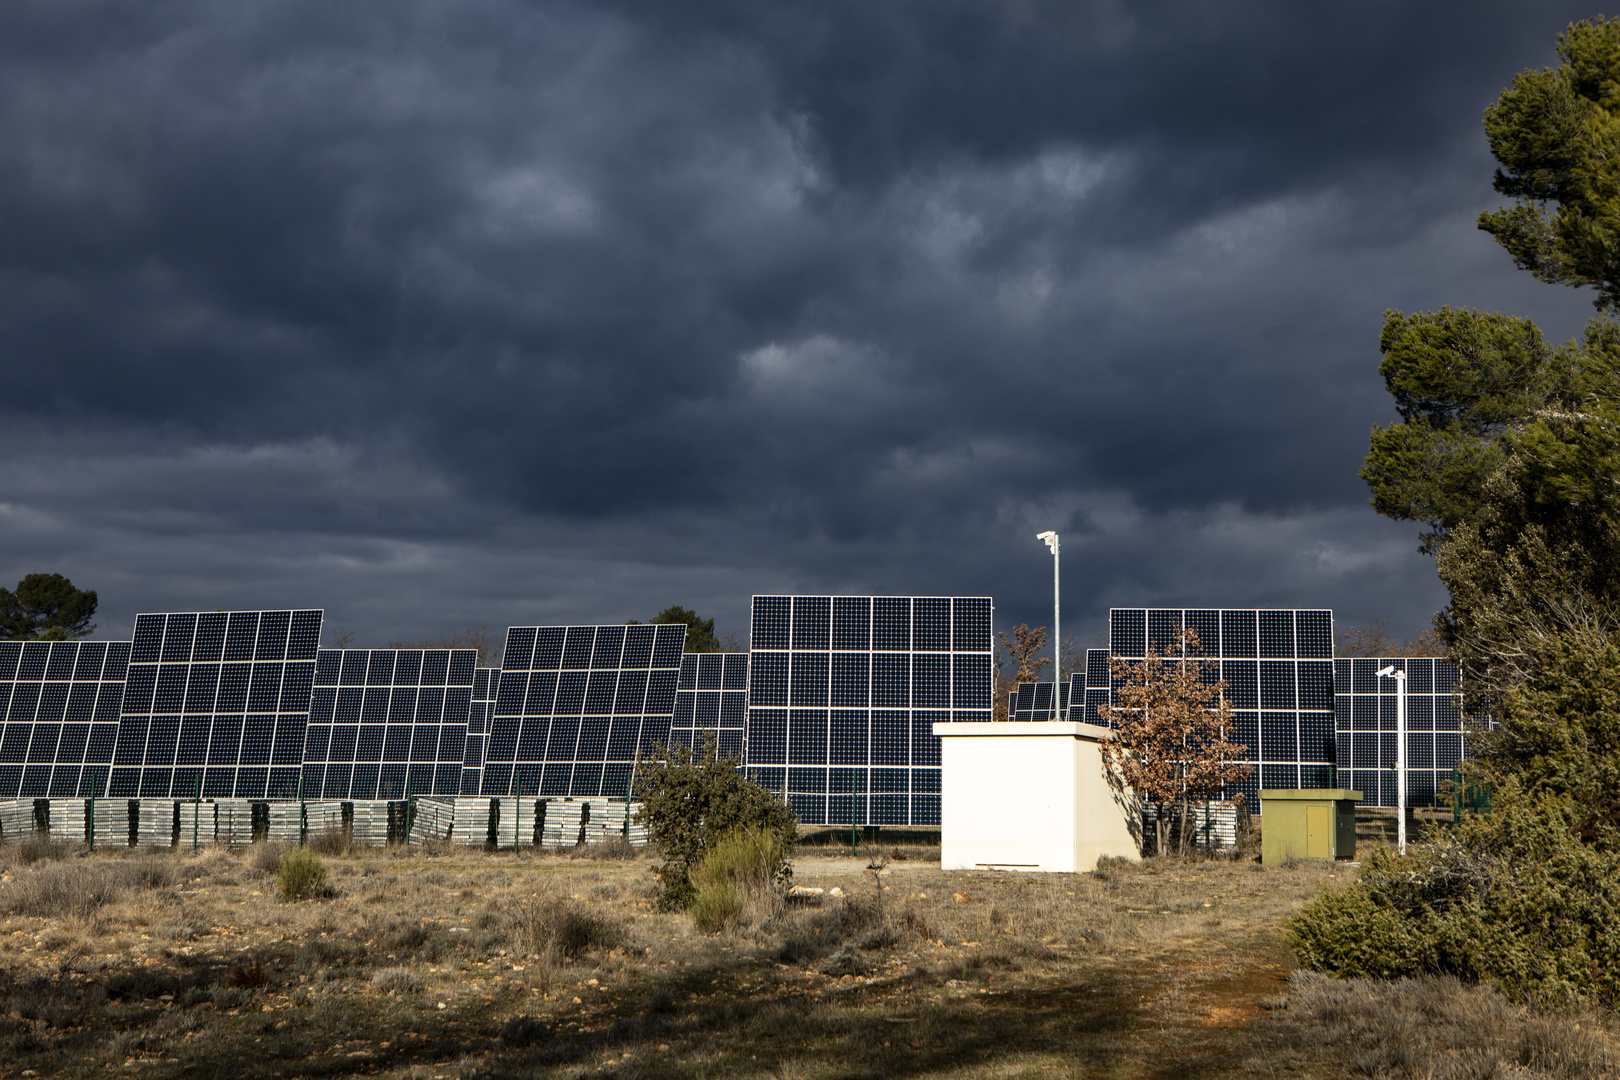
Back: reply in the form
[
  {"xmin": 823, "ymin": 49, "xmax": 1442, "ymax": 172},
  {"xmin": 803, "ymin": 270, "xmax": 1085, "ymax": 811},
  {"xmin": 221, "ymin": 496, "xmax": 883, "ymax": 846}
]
[
  {"xmin": 1037, "ymin": 531, "xmax": 1060, "ymax": 718},
  {"xmin": 1375, "ymin": 664, "xmax": 1408, "ymax": 855}
]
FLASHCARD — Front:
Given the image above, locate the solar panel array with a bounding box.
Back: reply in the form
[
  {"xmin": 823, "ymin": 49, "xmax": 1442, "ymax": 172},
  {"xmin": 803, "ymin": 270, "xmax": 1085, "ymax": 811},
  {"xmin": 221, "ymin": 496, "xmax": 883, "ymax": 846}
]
[
  {"xmin": 744, "ymin": 596, "xmax": 994, "ymax": 827},
  {"xmin": 671, "ymin": 653, "xmax": 749, "ymax": 758},
  {"xmin": 1008, "ymin": 681, "xmax": 1070, "ymax": 721},
  {"xmin": 482, "ymin": 624, "xmax": 687, "ymax": 798},
  {"xmin": 0, "ymin": 640, "xmax": 128, "ymax": 798},
  {"xmin": 1334, "ymin": 657, "xmax": 1467, "ymax": 808},
  {"xmin": 2, "ymin": 598, "xmax": 1477, "ymax": 823},
  {"xmin": 301, "ymin": 648, "xmax": 479, "ymax": 800},
  {"xmin": 1074, "ymin": 650, "xmax": 1111, "ymax": 726},
  {"xmin": 113, "ymin": 611, "xmax": 324, "ymax": 800},
  {"xmin": 1098, "ymin": 609, "xmax": 1336, "ymax": 808},
  {"xmin": 462, "ymin": 668, "xmax": 499, "ymax": 795}
]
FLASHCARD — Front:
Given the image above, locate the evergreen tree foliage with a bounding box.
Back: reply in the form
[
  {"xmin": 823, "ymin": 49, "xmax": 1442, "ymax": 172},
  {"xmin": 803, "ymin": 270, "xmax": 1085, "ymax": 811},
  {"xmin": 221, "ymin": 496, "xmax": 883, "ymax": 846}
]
[
  {"xmin": 1291, "ymin": 781, "xmax": 1620, "ymax": 1006},
  {"xmin": 0, "ymin": 573, "xmax": 98, "ymax": 641},
  {"xmin": 1363, "ymin": 20, "xmax": 1620, "ymax": 695},
  {"xmin": 1360, "ymin": 306, "xmax": 1566, "ymax": 552},
  {"xmin": 633, "ymin": 741, "xmax": 796, "ymax": 910},
  {"xmin": 1480, "ymin": 17, "xmax": 1620, "ymax": 311},
  {"xmin": 1302, "ymin": 19, "xmax": 1620, "ymax": 1005},
  {"xmin": 643, "ymin": 606, "xmax": 722, "ymax": 653}
]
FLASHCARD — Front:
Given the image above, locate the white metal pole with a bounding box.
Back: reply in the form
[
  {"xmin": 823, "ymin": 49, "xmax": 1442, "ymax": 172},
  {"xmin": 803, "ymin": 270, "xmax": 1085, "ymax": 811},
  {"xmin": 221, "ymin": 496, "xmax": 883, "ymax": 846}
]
[
  {"xmin": 1396, "ymin": 669, "xmax": 1407, "ymax": 856},
  {"xmin": 1377, "ymin": 664, "xmax": 1409, "ymax": 856},
  {"xmin": 1053, "ymin": 537, "xmax": 1060, "ymax": 717},
  {"xmin": 1038, "ymin": 531, "xmax": 1061, "ymax": 719}
]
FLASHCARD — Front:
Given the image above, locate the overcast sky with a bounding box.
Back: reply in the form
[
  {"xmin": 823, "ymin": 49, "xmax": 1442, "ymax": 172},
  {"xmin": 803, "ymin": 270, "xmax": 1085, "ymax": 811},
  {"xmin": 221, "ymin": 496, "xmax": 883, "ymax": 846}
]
[{"xmin": 0, "ymin": 1, "xmax": 1605, "ymax": 651}]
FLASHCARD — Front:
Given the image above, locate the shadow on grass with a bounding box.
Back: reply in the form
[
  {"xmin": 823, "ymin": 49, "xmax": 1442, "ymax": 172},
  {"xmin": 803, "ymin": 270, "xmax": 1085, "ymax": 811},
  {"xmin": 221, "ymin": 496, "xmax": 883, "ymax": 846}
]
[{"xmin": 0, "ymin": 941, "xmax": 1213, "ymax": 1080}]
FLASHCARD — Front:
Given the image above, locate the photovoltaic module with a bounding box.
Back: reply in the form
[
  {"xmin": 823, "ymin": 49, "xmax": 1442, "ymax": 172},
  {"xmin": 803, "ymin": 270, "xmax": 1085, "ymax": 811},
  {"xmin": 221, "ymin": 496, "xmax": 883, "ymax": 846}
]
[
  {"xmin": 302, "ymin": 648, "xmax": 480, "ymax": 800},
  {"xmin": 111, "ymin": 610, "xmax": 324, "ymax": 800},
  {"xmin": 481, "ymin": 623, "xmax": 687, "ymax": 798},
  {"xmin": 743, "ymin": 596, "xmax": 994, "ymax": 827},
  {"xmin": 0, "ymin": 639, "xmax": 129, "ymax": 799},
  {"xmin": 1090, "ymin": 608, "xmax": 1336, "ymax": 808},
  {"xmin": 1335, "ymin": 657, "xmax": 1468, "ymax": 809},
  {"xmin": 670, "ymin": 652, "xmax": 749, "ymax": 759},
  {"xmin": 0, "ymin": 597, "xmax": 1469, "ymax": 817}
]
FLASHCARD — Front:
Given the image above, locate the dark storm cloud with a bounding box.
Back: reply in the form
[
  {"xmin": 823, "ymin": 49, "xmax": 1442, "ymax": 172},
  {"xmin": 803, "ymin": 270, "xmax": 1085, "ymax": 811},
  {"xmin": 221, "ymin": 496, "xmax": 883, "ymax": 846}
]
[{"xmin": 0, "ymin": 0, "xmax": 1605, "ymax": 644}]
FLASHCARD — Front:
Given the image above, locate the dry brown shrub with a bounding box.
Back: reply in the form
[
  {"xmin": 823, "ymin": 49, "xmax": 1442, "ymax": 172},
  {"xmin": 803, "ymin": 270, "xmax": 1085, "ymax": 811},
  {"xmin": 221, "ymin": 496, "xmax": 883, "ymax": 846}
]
[
  {"xmin": 898, "ymin": 906, "xmax": 935, "ymax": 942},
  {"xmin": 572, "ymin": 836, "xmax": 640, "ymax": 861},
  {"xmin": 39, "ymin": 917, "xmax": 98, "ymax": 957},
  {"xmin": 369, "ymin": 967, "xmax": 420, "ymax": 993},
  {"xmin": 222, "ymin": 963, "xmax": 269, "ymax": 989},
  {"xmin": 511, "ymin": 887, "xmax": 625, "ymax": 971},
  {"xmin": 1, "ymin": 835, "xmax": 75, "ymax": 866},
  {"xmin": 499, "ymin": 1014, "xmax": 550, "ymax": 1047},
  {"xmin": 0, "ymin": 857, "xmax": 174, "ymax": 919},
  {"xmin": 307, "ymin": 828, "xmax": 351, "ymax": 856},
  {"xmin": 775, "ymin": 894, "xmax": 886, "ymax": 966},
  {"xmin": 252, "ymin": 842, "xmax": 286, "ymax": 874},
  {"xmin": 1277, "ymin": 971, "xmax": 1620, "ymax": 1079}
]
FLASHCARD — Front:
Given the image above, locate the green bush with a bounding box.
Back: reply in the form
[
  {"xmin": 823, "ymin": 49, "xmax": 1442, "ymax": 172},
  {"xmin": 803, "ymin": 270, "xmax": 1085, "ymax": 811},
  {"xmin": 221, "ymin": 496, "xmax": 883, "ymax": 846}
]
[
  {"xmin": 275, "ymin": 847, "xmax": 332, "ymax": 901},
  {"xmin": 1290, "ymin": 787, "xmax": 1620, "ymax": 1006},
  {"xmin": 689, "ymin": 826, "xmax": 789, "ymax": 932},
  {"xmin": 634, "ymin": 741, "xmax": 797, "ymax": 910},
  {"xmin": 689, "ymin": 878, "xmax": 744, "ymax": 933}
]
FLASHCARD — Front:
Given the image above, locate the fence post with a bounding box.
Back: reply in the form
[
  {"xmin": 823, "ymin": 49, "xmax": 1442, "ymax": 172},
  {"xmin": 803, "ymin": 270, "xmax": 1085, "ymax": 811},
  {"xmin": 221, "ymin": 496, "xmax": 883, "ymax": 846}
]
[
  {"xmin": 510, "ymin": 769, "xmax": 521, "ymax": 855},
  {"xmin": 623, "ymin": 759, "xmax": 637, "ymax": 842},
  {"xmin": 193, "ymin": 769, "xmax": 204, "ymax": 852},
  {"xmin": 850, "ymin": 770, "xmax": 858, "ymax": 858}
]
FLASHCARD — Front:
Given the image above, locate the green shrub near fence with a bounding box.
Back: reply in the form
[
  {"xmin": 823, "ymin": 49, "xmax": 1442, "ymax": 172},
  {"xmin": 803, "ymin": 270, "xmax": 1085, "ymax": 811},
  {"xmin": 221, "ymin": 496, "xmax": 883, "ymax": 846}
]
[
  {"xmin": 689, "ymin": 826, "xmax": 790, "ymax": 933},
  {"xmin": 1290, "ymin": 787, "xmax": 1620, "ymax": 1006},
  {"xmin": 634, "ymin": 742, "xmax": 796, "ymax": 910},
  {"xmin": 275, "ymin": 847, "xmax": 332, "ymax": 901}
]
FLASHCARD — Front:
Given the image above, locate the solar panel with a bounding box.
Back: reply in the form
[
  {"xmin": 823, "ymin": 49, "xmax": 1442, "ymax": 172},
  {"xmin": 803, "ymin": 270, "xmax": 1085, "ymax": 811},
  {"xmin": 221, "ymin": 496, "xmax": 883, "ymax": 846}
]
[
  {"xmin": 302, "ymin": 647, "xmax": 477, "ymax": 800},
  {"xmin": 745, "ymin": 596, "xmax": 993, "ymax": 827},
  {"xmin": 463, "ymin": 667, "xmax": 499, "ymax": 795},
  {"xmin": 1105, "ymin": 608, "xmax": 1336, "ymax": 808},
  {"xmin": 1009, "ymin": 681, "xmax": 1069, "ymax": 721},
  {"xmin": 481, "ymin": 623, "xmax": 687, "ymax": 798},
  {"xmin": 0, "ymin": 639, "xmax": 129, "ymax": 798},
  {"xmin": 1333, "ymin": 657, "xmax": 1470, "ymax": 809},
  {"xmin": 112, "ymin": 610, "xmax": 323, "ymax": 800},
  {"xmin": 671, "ymin": 652, "xmax": 748, "ymax": 759}
]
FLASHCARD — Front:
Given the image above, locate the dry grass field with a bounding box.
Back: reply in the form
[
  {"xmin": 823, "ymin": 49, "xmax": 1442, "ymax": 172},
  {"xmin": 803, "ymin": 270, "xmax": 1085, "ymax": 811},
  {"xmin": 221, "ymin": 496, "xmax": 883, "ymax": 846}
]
[{"xmin": 0, "ymin": 833, "xmax": 1612, "ymax": 1080}]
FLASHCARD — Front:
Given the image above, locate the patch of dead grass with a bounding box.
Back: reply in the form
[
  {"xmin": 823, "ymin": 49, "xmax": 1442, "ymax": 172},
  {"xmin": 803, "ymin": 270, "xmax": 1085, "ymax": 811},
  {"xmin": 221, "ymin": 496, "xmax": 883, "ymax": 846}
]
[
  {"xmin": 0, "ymin": 840, "xmax": 1595, "ymax": 1080},
  {"xmin": 1257, "ymin": 970, "xmax": 1620, "ymax": 1079}
]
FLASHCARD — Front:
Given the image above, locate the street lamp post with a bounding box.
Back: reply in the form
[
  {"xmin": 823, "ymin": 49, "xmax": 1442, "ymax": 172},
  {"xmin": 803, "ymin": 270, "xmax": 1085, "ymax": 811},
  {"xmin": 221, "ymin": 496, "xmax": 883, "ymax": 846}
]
[
  {"xmin": 1037, "ymin": 531, "xmax": 1060, "ymax": 717},
  {"xmin": 1376, "ymin": 664, "xmax": 1408, "ymax": 855}
]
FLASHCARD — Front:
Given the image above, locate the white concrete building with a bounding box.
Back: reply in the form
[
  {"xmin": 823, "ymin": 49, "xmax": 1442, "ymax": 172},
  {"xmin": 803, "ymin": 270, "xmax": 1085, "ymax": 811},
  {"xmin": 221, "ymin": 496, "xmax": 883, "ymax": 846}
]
[{"xmin": 933, "ymin": 720, "xmax": 1141, "ymax": 873}]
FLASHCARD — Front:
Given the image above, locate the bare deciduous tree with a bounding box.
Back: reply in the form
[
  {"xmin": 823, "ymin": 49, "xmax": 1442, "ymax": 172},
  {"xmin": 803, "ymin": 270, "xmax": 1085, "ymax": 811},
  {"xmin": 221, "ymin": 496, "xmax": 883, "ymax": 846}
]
[
  {"xmin": 1336, "ymin": 619, "xmax": 1445, "ymax": 659},
  {"xmin": 388, "ymin": 625, "xmax": 499, "ymax": 667},
  {"xmin": 1097, "ymin": 629, "xmax": 1252, "ymax": 856},
  {"xmin": 995, "ymin": 623, "xmax": 1051, "ymax": 721}
]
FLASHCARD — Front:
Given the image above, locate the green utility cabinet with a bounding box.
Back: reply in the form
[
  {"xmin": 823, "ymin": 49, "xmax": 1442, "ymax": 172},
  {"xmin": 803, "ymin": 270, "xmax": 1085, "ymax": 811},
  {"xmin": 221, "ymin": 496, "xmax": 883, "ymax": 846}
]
[{"xmin": 1259, "ymin": 789, "xmax": 1361, "ymax": 864}]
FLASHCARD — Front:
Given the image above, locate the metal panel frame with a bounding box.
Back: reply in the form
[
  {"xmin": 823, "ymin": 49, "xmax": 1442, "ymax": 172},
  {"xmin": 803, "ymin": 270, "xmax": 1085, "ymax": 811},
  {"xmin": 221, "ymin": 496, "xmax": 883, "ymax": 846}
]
[
  {"xmin": 481, "ymin": 624, "xmax": 687, "ymax": 798},
  {"xmin": 744, "ymin": 595, "xmax": 993, "ymax": 827},
  {"xmin": 0, "ymin": 639, "xmax": 129, "ymax": 798}
]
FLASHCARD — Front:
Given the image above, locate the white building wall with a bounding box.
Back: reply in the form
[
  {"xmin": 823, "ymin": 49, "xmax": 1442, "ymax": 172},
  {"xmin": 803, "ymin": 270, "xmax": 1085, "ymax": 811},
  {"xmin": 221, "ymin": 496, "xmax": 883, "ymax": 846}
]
[{"xmin": 934, "ymin": 721, "xmax": 1141, "ymax": 873}]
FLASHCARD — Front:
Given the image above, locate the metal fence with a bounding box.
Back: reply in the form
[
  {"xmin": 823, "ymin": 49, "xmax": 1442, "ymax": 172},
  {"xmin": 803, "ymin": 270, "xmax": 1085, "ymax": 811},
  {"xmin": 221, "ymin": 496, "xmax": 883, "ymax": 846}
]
[{"xmin": 0, "ymin": 797, "xmax": 652, "ymax": 851}]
